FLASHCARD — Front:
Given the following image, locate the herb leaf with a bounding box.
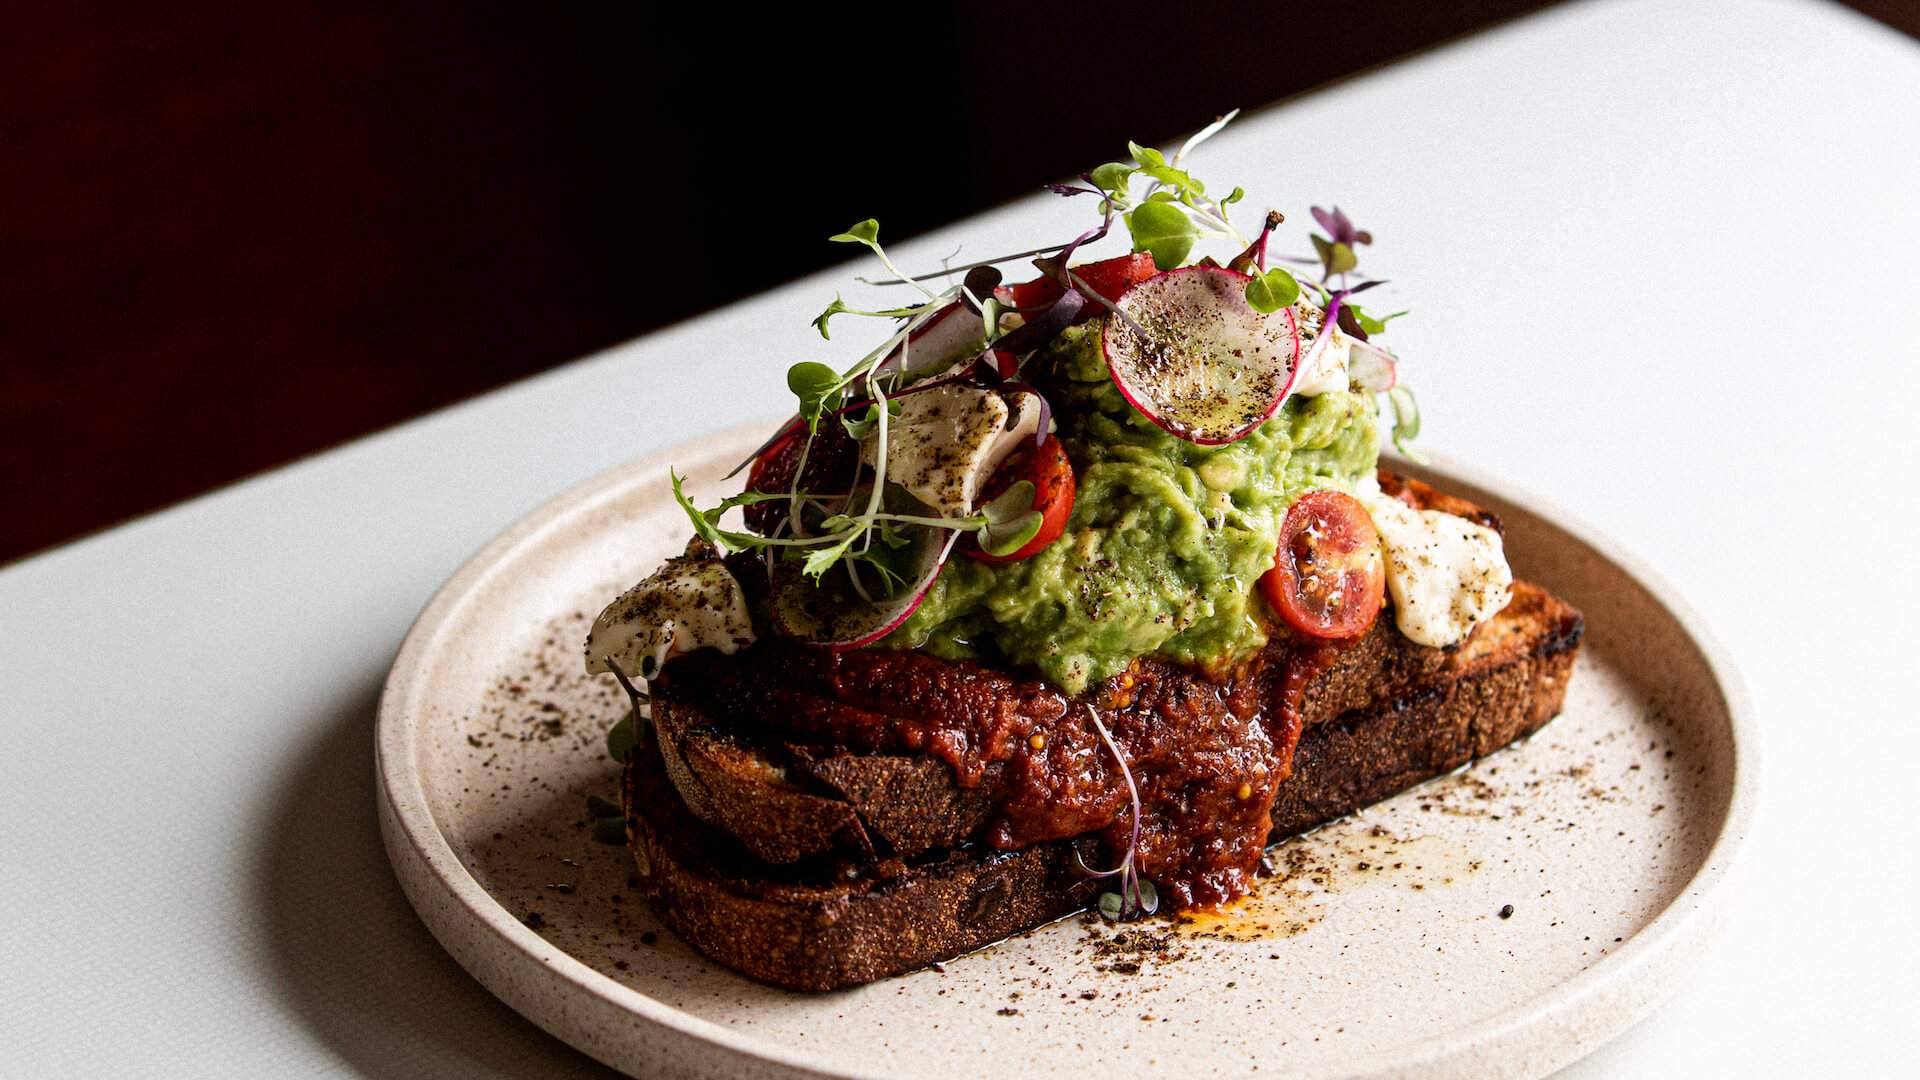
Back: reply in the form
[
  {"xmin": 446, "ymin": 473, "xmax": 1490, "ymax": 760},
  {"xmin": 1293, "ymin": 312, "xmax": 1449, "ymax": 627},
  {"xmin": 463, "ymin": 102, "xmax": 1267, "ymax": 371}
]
[
  {"xmin": 810, "ymin": 296, "xmax": 849, "ymax": 339},
  {"xmin": 1244, "ymin": 267, "xmax": 1301, "ymax": 313},
  {"xmin": 1311, "ymin": 234, "xmax": 1358, "ymax": 277},
  {"xmin": 1090, "ymin": 161, "xmax": 1135, "ymax": 198},
  {"xmin": 787, "ymin": 361, "xmax": 843, "ymax": 425},
  {"xmin": 1386, "ymin": 384, "xmax": 1428, "ymax": 463},
  {"xmin": 586, "ymin": 794, "xmax": 622, "ymax": 820},
  {"xmin": 829, "ymin": 218, "xmax": 881, "ymax": 246},
  {"xmin": 976, "ymin": 480, "xmax": 1042, "ymax": 556},
  {"xmin": 605, "ymin": 713, "xmax": 635, "ymax": 763},
  {"xmin": 1126, "ymin": 201, "xmax": 1199, "ymax": 269},
  {"xmin": 670, "ymin": 472, "xmax": 786, "ymax": 552},
  {"xmin": 1348, "ymin": 304, "xmax": 1406, "ymax": 337},
  {"xmin": 810, "ymin": 294, "xmax": 928, "ymax": 340}
]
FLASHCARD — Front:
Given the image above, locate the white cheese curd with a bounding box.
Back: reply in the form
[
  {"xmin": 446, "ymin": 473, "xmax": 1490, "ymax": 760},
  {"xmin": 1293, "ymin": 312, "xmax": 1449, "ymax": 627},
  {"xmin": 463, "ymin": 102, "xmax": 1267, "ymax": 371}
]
[
  {"xmin": 584, "ymin": 546, "xmax": 755, "ymax": 679},
  {"xmin": 1288, "ymin": 299, "xmax": 1353, "ymax": 397},
  {"xmin": 1355, "ymin": 476, "xmax": 1513, "ymax": 648},
  {"xmin": 863, "ymin": 378, "xmax": 1041, "ymax": 517}
]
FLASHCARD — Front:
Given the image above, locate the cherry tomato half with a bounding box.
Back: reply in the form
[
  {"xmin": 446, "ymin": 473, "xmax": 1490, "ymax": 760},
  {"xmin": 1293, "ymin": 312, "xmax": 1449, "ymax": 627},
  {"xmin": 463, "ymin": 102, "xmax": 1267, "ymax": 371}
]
[
  {"xmin": 963, "ymin": 436, "xmax": 1076, "ymax": 563},
  {"xmin": 1007, "ymin": 252, "xmax": 1157, "ymax": 320},
  {"xmin": 1260, "ymin": 490, "xmax": 1385, "ymax": 639}
]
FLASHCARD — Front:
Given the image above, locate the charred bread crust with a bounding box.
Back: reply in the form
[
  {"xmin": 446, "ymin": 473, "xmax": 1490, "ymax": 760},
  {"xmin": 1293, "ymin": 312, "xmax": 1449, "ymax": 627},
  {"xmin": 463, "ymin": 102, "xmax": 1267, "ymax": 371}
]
[{"xmin": 625, "ymin": 735, "xmax": 1098, "ymax": 993}]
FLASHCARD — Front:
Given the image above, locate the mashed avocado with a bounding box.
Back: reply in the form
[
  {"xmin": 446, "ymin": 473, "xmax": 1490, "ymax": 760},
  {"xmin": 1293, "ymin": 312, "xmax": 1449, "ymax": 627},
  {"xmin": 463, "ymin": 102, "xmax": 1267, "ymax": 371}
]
[{"xmin": 890, "ymin": 320, "xmax": 1380, "ymax": 694}]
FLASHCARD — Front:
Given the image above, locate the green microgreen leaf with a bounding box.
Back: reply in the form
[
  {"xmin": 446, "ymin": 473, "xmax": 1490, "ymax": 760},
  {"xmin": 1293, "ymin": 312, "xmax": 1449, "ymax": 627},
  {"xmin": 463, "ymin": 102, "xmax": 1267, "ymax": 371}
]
[
  {"xmin": 976, "ymin": 480, "xmax": 1042, "ymax": 556},
  {"xmin": 979, "ymin": 511, "xmax": 1043, "ymax": 558},
  {"xmin": 587, "ymin": 794, "xmax": 622, "ymax": 820},
  {"xmin": 1126, "ymin": 141, "xmax": 1167, "ymax": 170},
  {"xmin": 811, "ymin": 294, "xmax": 931, "ymax": 340},
  {"xmin": 672, "ymin": 469, "xmax": 730, "ymax": 549},
  {"xmin": 604, "ymin": 712, "xmax": 635, "ymax": 763},
  {"xmin": 839, "ymin": 402, "xmax": 881, "ymax": 442},
  {"xmin": 671, "ymin": 471, "xmax": 788, "ymax": 552},
  {"xmin": 591, "ymin": 816, "xmax": 628, "ymax": 845},
  {"xmin": 1386, "ymin": 385, "xmax": 1429, "ymax": 463},
  {"xmin": 1097, "ymin": 892, "xmax": 1124, "ymax": 921},
  {"xmin": 1311, "ymin": 234, "xmax": 1358, "ymax": 277},
  {"xmin": 802, "ymin": 531, "xmax": 862, "ymax": 580},
  {"xmin": 1126, "ymin": 201, "xmax": 1199, "ymax": 269},
  {"xmin": 787, "ymin": 361, "xmax": 843, "ymax": 426},
  {"xmin": 1090, "ymin": 161, "xmax": 1135, "ymax": 200},
  {"xmin": 810, "ymin": 296, "xmax": 848, "ymax": 339},
  {"xmin": 1244, "ymin": 267, "xmax": 1301, "ymax": 314},
  {"xmin": 1347, "ymin": 304, "xmax": 1407, "ymax": 337},
  {"xmin": 829, "ymin": 218, "xmax": 881, "ymax": 246}
]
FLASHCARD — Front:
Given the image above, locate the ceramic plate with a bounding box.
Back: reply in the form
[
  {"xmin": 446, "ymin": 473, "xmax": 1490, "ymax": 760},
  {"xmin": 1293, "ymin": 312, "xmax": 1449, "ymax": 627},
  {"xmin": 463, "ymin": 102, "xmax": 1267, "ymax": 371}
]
[{"xmin": 377, "ymin": 422, "xmax": 1756, "ymax": 1079}]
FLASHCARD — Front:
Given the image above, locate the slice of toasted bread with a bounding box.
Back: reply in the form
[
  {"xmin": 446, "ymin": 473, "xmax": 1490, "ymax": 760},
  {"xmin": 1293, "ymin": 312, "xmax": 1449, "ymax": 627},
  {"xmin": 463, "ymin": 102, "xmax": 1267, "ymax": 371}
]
[{"xmin": 624, "ymin": 607, "xmax": 1582, "ymax": 991}]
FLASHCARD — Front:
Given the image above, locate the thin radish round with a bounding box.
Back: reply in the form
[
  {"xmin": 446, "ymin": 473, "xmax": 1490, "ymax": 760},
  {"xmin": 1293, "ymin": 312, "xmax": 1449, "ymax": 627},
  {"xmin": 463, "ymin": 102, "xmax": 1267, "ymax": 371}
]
[
  {"xmin": 769, "ymin": 528, "xmax": 958, "ymax": 649},
  {"xmin": 1102, "ymin": 266, "xmax": 1301, "ymax": 445},
  {"xmin": 1348, "ymin": 339, "xmax": 1398, "ymax": 392},
  {"xmin": 885, "ymin": 302, "xmax": 985, "ymax": 379}
]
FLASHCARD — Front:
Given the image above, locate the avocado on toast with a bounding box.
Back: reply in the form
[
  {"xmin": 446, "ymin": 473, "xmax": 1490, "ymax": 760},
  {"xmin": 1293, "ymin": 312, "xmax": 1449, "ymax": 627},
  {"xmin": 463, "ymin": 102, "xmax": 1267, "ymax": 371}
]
[{"xmin": 583, "ymin": 116, "xmax": 1583, "ymax": 990}]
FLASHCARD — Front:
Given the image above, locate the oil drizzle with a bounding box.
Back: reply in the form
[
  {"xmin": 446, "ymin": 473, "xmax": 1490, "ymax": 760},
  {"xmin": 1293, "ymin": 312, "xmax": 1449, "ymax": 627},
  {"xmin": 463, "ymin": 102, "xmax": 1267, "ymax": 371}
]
[{"xmin": 1175, "ymin": 824, "xmax": 1481, "ymax": 941}]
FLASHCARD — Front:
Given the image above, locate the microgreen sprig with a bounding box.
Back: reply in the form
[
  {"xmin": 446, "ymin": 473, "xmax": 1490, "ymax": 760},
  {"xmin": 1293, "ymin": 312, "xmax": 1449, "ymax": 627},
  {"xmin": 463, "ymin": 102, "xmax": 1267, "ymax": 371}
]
[
  {"xmin": 1075, "ymin": 710, "xmax": 1159, "ymax": 921},
  {"xmin": 1078, "ymin": 111, "xmax": 1250, "ymax": 270},
  {"xmin": 685, "ymin": 114, "xmax": 1429, "ymax": 619},
  {"xmin": 672, "ymin": 470, "xmax": 1040, "ymax": 578}
]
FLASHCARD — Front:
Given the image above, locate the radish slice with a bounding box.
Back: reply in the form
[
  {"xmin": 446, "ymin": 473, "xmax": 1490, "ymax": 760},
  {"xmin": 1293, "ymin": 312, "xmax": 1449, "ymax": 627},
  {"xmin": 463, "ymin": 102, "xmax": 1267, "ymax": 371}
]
[
  {"xmin": 1348, "ymin": 339, "xmax": 1398, "ymax": 392},
  {"xmin": 1102, "ymin": 266, "xmax": 1301, "ymax": 445},
  {"xmin": 769, "ymin": 528, "xmax": 958, "ymax": 649},
  {"xmin": 883, "ymin": 302, "xmax": 985, "ymax": 379}
]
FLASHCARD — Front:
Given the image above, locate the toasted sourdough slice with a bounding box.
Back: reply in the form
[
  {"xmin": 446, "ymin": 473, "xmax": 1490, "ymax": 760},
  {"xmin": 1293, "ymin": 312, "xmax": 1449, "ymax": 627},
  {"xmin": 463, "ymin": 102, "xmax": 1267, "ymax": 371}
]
[
  {"xmin": 646, "ymin": 472, "xmax": 1559, "ymax": 868},
  {"xmin": 624, "ymin": 602, "xmax": 1581, "ymax": 991}
]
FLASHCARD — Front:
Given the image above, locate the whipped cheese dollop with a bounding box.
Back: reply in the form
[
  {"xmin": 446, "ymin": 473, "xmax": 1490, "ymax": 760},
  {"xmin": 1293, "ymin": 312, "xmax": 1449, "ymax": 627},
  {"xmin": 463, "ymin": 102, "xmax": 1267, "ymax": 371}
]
[
  {"xmin": 1356, "ymin": 476, "xmax": 1512, "ymax": 648},
  {"xmin": 585, "ymin": 543, "xmax": 755, "ymax": 679},
  {"xmin": 863, "ymin": 376, "xmax": 1042, "ymax": 516}
]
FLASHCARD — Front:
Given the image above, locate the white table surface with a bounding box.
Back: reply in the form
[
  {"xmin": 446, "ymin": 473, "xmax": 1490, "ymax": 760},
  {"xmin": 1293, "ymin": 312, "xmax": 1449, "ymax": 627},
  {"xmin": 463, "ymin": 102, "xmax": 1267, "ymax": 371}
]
[{"xmin": 5, "ymin": 0, "xmax": 1917, "ymax": 1075}]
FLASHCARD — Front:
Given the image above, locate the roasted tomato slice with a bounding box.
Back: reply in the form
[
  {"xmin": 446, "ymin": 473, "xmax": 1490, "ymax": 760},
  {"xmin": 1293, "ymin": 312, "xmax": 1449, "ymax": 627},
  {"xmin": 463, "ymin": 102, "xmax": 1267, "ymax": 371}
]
[
  {"xmin": 963, "ymin": 435, "xmax": 1076, "ymax": 563},
  {"xmin": 1007, "ymin": 252, "xmax": 1157, "ymax": 319},
  {"xmin": 1260, "ymin": 490, "xmax": 1385, "ymax": 639},
  {"xmin": 746, "ymin": 425, "xmax": 800, "ymax": 494},
  {"xmin": 742, "ymin": 422, "xmax": 860, "ymax": 534}
]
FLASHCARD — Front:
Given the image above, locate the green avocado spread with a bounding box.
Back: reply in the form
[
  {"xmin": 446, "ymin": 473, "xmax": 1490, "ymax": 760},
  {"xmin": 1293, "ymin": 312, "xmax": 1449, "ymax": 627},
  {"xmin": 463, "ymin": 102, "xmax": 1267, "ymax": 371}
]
[{"xmin": 890, "ymin": 319, "xmax": 1381, "ymax": 694}]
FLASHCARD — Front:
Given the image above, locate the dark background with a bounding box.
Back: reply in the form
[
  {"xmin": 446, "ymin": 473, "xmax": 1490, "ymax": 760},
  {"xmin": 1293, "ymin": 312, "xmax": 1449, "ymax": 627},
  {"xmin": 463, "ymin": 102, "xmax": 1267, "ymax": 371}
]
[{"xmin": 5, "ymin": 1, "xmax": 1913, "ymax": 563}]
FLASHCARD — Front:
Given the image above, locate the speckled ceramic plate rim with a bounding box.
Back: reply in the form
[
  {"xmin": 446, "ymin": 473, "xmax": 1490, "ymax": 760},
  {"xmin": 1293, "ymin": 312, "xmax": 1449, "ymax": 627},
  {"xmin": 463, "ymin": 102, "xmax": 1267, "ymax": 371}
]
[{"xmin": 376, "ymin": 421, "xmax": 1759, "ymax": 1079}]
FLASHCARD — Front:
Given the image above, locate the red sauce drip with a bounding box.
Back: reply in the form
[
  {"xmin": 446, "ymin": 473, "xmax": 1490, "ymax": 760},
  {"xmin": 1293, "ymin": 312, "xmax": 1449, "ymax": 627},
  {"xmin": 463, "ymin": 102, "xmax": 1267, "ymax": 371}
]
[{"xmin": 667, "ymin": 629, "xmax": 1364, "ymax": 911}]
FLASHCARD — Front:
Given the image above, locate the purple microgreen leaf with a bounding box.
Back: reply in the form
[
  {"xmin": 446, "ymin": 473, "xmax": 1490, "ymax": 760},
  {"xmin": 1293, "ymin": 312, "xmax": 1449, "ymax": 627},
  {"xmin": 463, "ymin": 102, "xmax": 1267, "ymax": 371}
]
[
  {"xmin": 1335, "ymin": 303, "xmax": 1369, "ymax": 341},
  {"xmin": 992, "ymin": 289, "xmax": 1085, "ymax": 356},
  {"xmin": 1330, "ymin": 205, "xmax": 1355, "ymax": 242},
  {"xmin": 961, "ymin": 265, "xmax": 1002, "ymax": 312}
]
